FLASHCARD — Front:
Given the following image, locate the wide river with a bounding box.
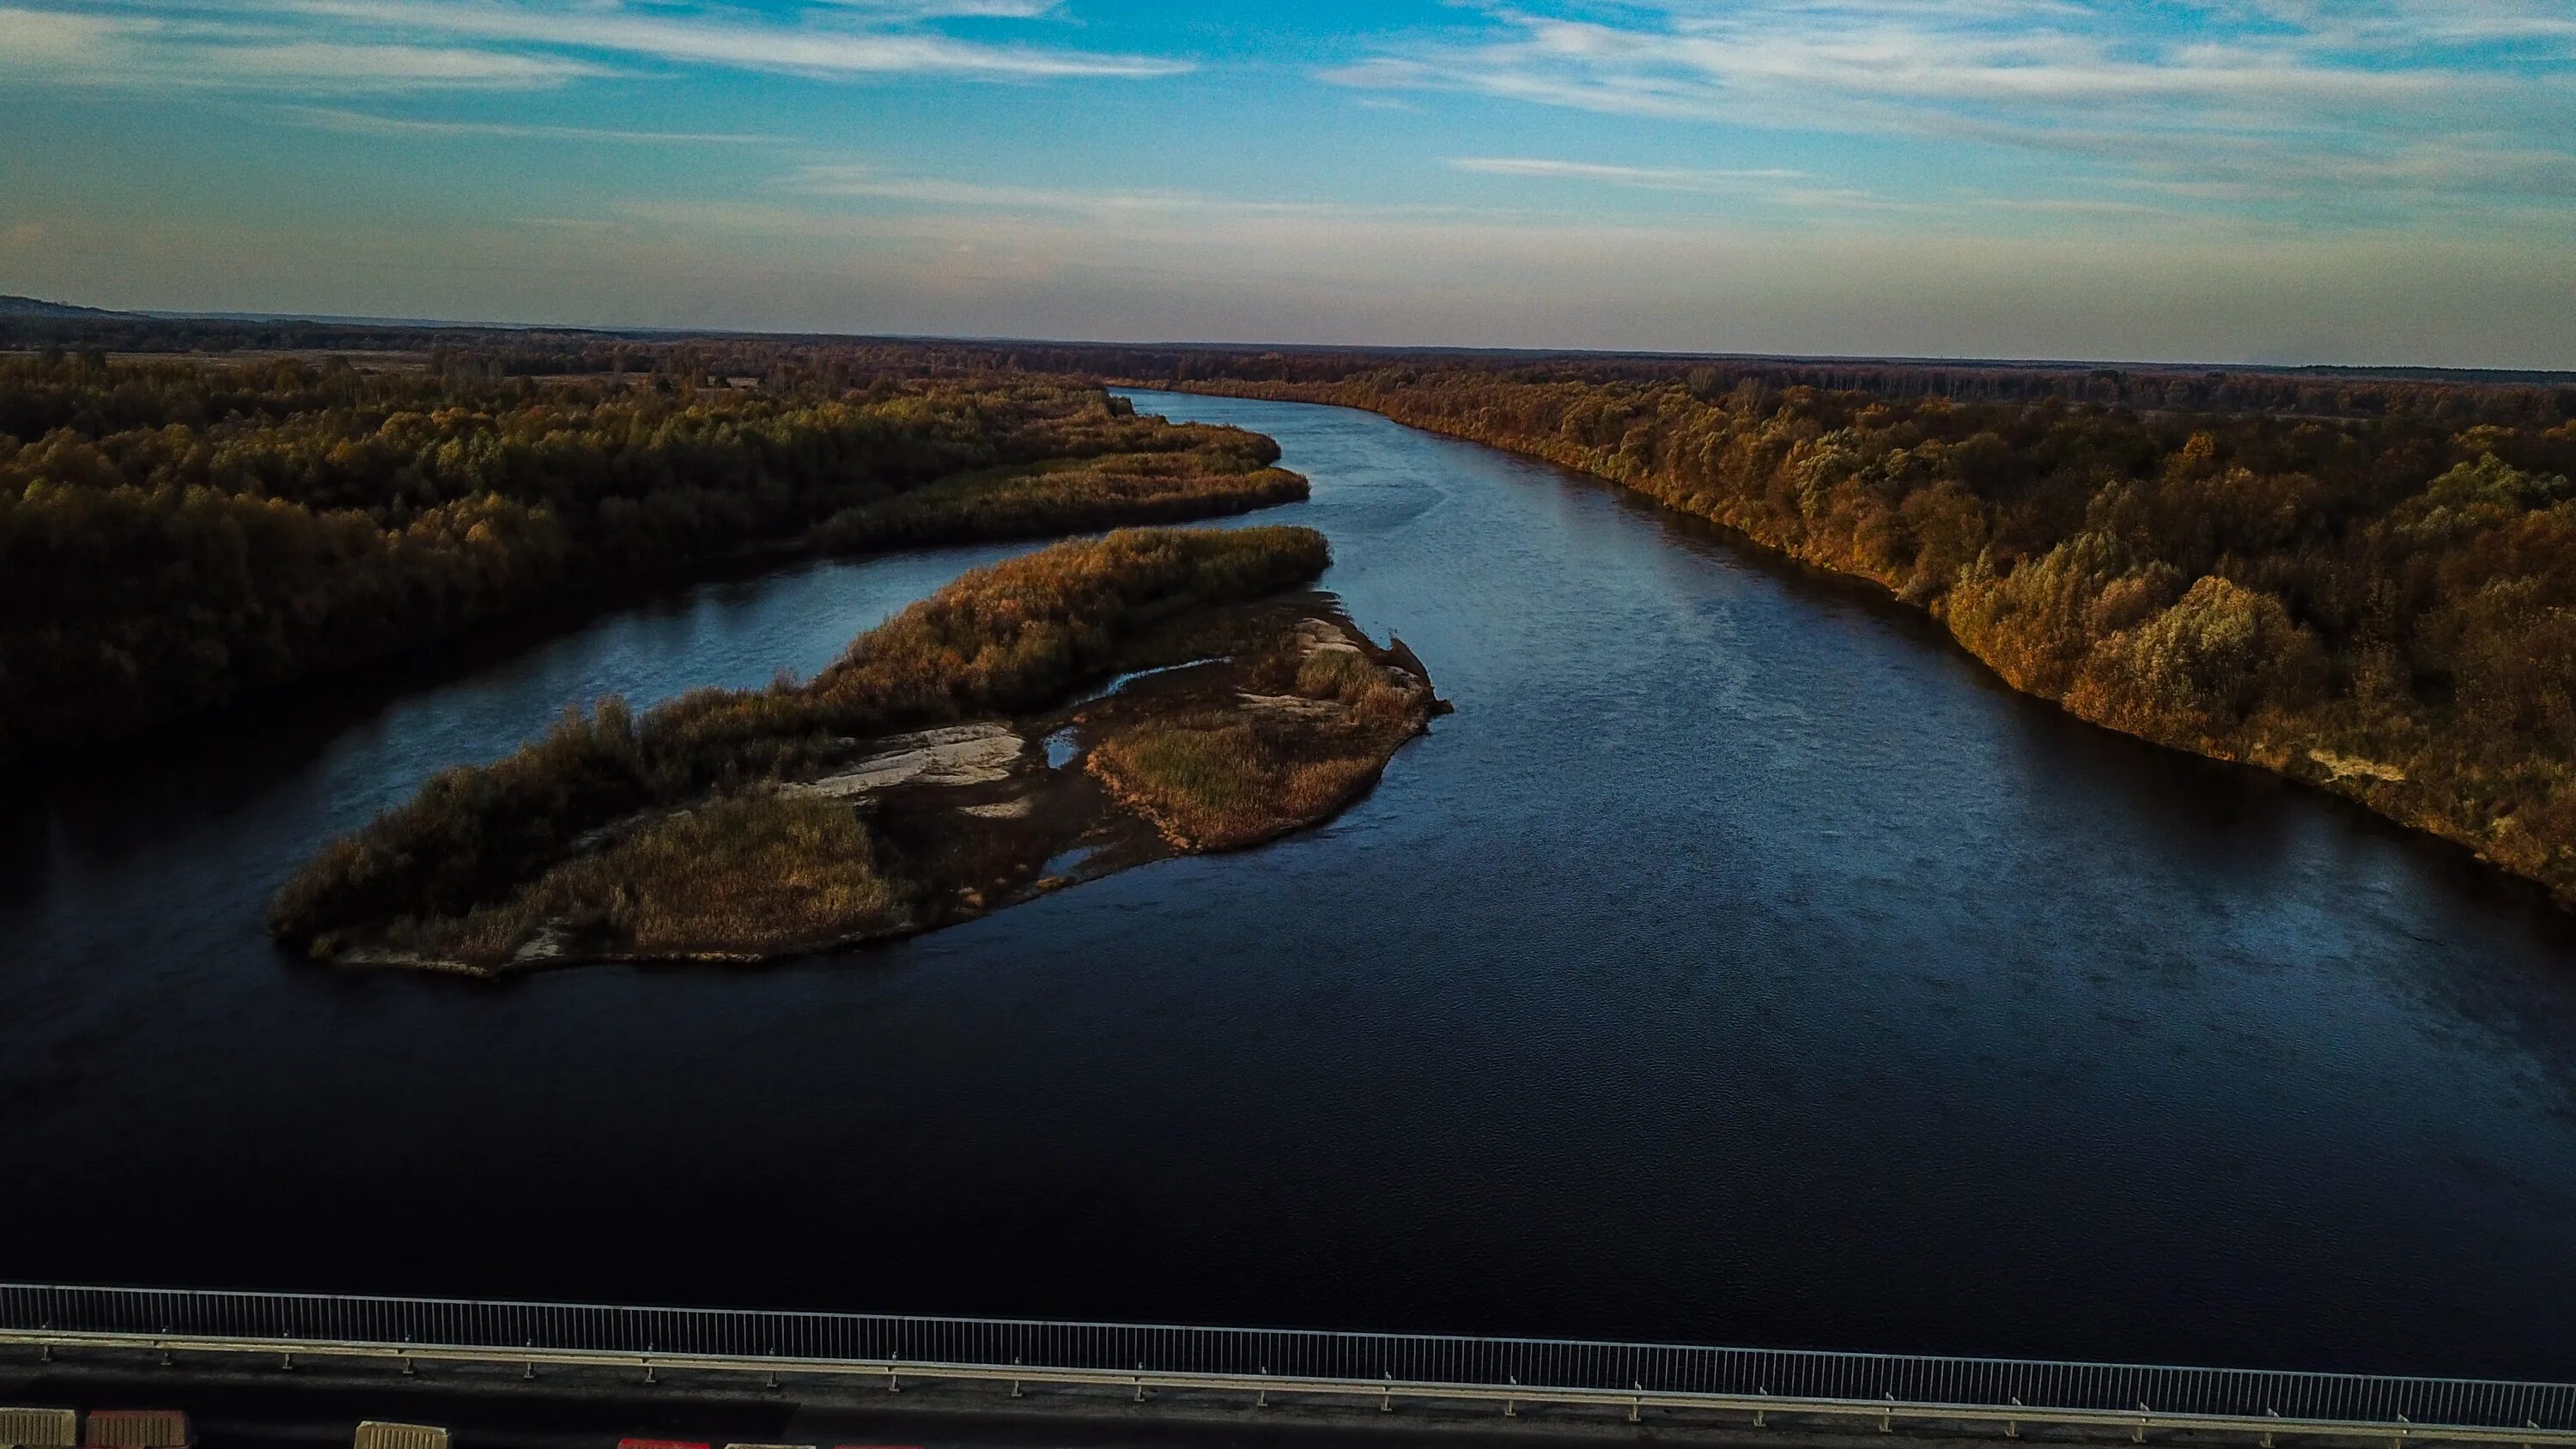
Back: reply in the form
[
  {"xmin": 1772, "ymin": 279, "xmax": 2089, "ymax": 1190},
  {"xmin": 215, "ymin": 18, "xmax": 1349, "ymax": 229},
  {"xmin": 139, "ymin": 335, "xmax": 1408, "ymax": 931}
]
[{"xmin": 3, "ymin": 391, "xmax": 2573, "ymax": 1378}]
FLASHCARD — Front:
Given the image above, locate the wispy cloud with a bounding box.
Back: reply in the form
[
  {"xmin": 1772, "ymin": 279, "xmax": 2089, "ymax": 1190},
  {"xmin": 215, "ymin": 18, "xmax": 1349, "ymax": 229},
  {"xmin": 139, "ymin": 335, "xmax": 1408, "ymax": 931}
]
[
  {"xmin": 805, "ymin": 0, "xmax": 1061, "ymax": 15},
  {"xmin": 1328, "ymin": 1, "xmax": 2576, "ymax": 225},
  {"xmin": 783, "ymin": 163, "xmax": 1504, "ymax": 221},
  {"xmin": 0, "ymin": 5, "xmax": 604, "ymax": 90},
  {"xmin": 791, "ymin": 165, "xmax": 1236, "ymax": 213},
  {"xmin": 0, "ymin": 0, "xmax": 1192, "ymax": 94},
  {"xmin": 1449, "ymin": 157, "xmax": 1803, "ymax": 189},
  {"xmin": 277, "ymin": 105, "xmax": 773, "ymax": 144},
  {"xmin": 270, "ymin": 0, "xmax": 1194, "ymax": 79}
]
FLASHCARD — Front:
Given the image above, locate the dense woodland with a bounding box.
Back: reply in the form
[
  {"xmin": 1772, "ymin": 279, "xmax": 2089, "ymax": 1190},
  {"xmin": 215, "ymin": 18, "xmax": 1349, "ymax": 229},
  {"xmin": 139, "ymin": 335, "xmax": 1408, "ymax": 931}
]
[
  {"xmin": 1139, "ymin": 365, "xmax": 2576, "ymax": 903},
  {"xmin": 0, "ymin": 346, "xmax": 1293, "ymax": 762}
]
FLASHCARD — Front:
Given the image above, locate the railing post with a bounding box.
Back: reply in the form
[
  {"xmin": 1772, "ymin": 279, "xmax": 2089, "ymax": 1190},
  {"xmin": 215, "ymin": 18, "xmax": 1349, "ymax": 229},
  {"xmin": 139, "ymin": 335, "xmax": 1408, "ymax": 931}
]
[
  {"xmin": 2263, "ymin": 1406, "xmax": 2279, "ymax": 1448},
  {"xmin": 1012, "ymin": 1356, "xmax": 1024, "ymax": 1399},
  {"xmin": 2007, "ymin": 1396, "xmax": 2022, "ymax": 1438},
  {"xmin": 1881, "ymin": 1391, "xmax": 1894, "ymax": 1434},
  {"xmin": 1505, "ymin": 1375, "xmax": 1517, "ymax": 1418},
  {"xmin": 2135, "ymin": 1402, "xmax": 2150, "ymax": 1444},
  {"xmin": 1754, "ymin": 1386, "xmax": 1769, "ymax": 1429},
  {"xmin": 1255, "ymin": 1367, "xmax": 1268, "ymax": 1409},
  {"xmin": 2393, "ymin": 1413, "xmax": 2410, "ymax": 1449}
]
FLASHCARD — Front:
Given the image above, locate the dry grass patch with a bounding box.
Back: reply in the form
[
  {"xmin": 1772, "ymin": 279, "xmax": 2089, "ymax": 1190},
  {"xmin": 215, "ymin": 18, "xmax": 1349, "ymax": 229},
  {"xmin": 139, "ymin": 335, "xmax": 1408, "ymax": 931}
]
[
  {"xmin": 387, "ymin": 795, "xmax": 910, "ymax": 969},
  {"xmin": 1090, "ymin": 718, "xmax": 1393, "ymax": 850}
]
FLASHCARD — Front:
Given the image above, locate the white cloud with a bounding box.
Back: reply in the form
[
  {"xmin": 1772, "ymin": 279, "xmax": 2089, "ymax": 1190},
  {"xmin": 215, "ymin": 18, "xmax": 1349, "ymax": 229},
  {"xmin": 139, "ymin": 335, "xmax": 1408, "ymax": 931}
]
[
  {"xmin": 0, "ymin": 4, "xmax": 118, "ymax": 60},
  {"xmin": 0, "ymin": 0, "xmax": 1192, "ymax": 95},
  {"xmin": 1448, "ymin": 157, "xmax": 1804, "ymax": 189},
  {"xmin": 806, "ymin": 0, "xmax": 1060, "ymax": 15},
  {"xmin": 1327, "ymin": 1, "xmax": 2576, "ymax": 225},
  {"xmin": 781, "ymin": 163, "xmax": 1507, "ymax": 221},
  {"xmin": 277, "ymin": 104, "xmax": 772, "ymax": 143},
  {"xmin": 269, "ymin": 0, "xmax": 1192, "ymax": 79},
  {"xmin": 0, "ymin": 5, "xmax": 611, "ymax": 89}
]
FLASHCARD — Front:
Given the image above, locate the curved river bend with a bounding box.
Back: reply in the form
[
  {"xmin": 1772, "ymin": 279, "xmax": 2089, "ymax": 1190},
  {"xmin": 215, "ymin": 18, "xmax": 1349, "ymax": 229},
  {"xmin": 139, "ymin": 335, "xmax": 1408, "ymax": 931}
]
[{"xmin": 3, "ymin": 392, "xmax": 2573, "ymax": 1378}]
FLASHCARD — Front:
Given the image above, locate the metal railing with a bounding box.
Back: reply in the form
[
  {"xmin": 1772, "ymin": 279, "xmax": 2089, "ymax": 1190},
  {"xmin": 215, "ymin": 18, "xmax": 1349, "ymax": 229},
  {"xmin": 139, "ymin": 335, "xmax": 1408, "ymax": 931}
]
[{"xmin": 4, "ymin": 1284, "xmax": 2571, "ymax": 1441}]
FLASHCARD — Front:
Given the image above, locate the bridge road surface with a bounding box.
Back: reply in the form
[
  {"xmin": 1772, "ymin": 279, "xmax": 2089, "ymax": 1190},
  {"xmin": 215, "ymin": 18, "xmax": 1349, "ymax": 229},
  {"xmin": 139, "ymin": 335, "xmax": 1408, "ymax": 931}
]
[{"xmin": 2, "ymin": 1345, "xmax": 2167, "ymax": 1449}]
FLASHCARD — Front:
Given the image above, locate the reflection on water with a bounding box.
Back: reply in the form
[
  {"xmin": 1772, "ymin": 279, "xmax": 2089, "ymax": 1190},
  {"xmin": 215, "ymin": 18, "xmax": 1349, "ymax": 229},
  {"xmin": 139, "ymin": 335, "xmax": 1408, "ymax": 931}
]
[
  {"xmin": 1, "ymin": 391, "xmax": 2572, "ymax": 1380},
  {"xmin": 1043, "ymin": 727, "xmax": 1080, "ymax": 771}
]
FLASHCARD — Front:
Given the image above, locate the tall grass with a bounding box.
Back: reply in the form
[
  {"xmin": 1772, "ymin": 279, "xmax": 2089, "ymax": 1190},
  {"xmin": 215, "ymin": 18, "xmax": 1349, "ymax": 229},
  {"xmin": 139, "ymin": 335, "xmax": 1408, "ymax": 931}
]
[
  {"xmin": 1087, "ymin": 640, "xmax": 1434, "ymax": 851},
  {"xmin": 386, "ymin": 795, "xmax": 910, "ymax": 967}
]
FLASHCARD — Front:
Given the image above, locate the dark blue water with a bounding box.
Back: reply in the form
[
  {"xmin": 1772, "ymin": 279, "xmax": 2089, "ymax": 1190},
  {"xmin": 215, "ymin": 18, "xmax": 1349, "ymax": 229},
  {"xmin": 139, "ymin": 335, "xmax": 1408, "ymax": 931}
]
[{"xmin": 3, "ymin": 391, "xmax": 2572, "ymax": 1379}]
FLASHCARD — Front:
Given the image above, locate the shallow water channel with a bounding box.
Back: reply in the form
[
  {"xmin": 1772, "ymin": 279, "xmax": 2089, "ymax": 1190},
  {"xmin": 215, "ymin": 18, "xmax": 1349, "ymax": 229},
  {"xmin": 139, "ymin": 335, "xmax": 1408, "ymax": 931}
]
[{"xmin": 2, "ymin": 391, "xmax": 2572, "ymax": 1378}]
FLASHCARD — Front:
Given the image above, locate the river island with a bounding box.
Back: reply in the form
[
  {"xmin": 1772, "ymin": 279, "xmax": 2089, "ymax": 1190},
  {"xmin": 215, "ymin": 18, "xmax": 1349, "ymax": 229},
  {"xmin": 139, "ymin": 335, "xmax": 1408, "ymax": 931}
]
[{"xmin": 269, "ymin": 526, "xmax": 1444, "ymax": 973}]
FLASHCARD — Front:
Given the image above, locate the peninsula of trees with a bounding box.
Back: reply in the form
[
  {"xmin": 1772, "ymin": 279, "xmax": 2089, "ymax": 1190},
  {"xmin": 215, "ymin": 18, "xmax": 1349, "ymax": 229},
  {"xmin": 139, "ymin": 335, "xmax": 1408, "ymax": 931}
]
[
  {"xmin": 0, "ymin": 351, "xmax": 1302, "ymax": 763},
  {"xmin": 270, "ymin": 527, "xmax": 1443, "ymax": 972}
]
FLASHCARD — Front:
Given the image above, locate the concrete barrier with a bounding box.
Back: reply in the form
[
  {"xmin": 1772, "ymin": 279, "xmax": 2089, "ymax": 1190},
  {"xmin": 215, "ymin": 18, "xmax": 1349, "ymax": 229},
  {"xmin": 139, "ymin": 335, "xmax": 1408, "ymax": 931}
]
[
  {"xmin": 78, "ymin": 1411, "xmax": 188, "ymax": 1449},
  {"xmin": 0, "ymin": 1407, "xmax": 78, "ymax": 1449},
  {"xmin": 351, "ymin": 1422, "xmax": 449, "ymax": 1449}
]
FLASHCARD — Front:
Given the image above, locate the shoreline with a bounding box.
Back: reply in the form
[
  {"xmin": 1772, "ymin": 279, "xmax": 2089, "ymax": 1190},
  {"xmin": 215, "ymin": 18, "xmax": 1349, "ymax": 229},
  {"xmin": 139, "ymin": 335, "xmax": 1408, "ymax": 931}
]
[{"xmin": 1137, "ymin": 379, "xmax": 2575, "ymax": 912}]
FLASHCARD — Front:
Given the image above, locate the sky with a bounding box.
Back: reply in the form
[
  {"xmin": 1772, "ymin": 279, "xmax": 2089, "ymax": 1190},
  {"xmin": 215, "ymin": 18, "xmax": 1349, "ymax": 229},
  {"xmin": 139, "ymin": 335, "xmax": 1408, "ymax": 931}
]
[{"xmin": 3, "ymin": 0, "xmax": 2574, "ymax": 367}]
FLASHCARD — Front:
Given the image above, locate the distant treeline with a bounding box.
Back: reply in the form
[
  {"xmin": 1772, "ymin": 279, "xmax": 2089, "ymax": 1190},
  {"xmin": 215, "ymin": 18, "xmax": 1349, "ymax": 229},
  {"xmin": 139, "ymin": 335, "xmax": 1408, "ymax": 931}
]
[
  {"xmin": 1135, "ymin": 366, "xmax": 2576, "ymax": 904},
  {"xmin": 13, "ymin": 312, "xmax": 2574, "ymax": 421},
  {"xmin": 0, "ymin": 350, "xmax": 1293, "ymax": 763},
  {"xmin": 1024, "ymin": 344, "xmax": 2576, "ymax": 427}
]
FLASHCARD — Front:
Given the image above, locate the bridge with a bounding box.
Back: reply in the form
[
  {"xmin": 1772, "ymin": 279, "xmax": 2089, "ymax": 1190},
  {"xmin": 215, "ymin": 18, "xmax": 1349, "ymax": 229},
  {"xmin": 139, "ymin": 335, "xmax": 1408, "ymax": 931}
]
[{"xmin": 5, "ymin": 1283, "xmax": 2573, "ymax": 1446}]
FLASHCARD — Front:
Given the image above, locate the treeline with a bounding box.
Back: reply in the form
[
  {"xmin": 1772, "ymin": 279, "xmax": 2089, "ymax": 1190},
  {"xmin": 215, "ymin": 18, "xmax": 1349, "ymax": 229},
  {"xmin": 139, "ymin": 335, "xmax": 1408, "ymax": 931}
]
[
  {"xmin": 21, "ymin": 311, "xmax": 2574, "ymax": 421},
  {"xmin": 0, "ymin": 351, "xmax": 1291, "ymax": 762},
  {"xmin": 1160, "ymin": 367, "xmax": 2576, "ymax": 903},
  {"xmin": 1057, "ymin": 345, "xmax": 2576, "ymax": 427},
  {"xmin": 815, "ymin": 433, "xmax": 1303, "ymax": 552},
  {"xmin": 269, "ymin": 525, "xmax": 1334, "ymax": 962}
]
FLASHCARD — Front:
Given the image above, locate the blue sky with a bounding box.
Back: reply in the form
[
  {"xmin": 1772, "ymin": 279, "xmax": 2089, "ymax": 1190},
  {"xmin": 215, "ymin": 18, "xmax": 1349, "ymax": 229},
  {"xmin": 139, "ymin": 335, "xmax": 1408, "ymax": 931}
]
[{"xmin": 3, "ymin": 0, "xmax": 2574, "ymax": 365}]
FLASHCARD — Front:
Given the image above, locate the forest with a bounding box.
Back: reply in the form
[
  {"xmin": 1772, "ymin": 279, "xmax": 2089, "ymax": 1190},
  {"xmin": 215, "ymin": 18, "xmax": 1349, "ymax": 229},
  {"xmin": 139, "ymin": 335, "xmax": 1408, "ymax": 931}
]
[
  {"xmin": 20, "ymin": 314, "xmax": 2576, "ymax": 904},
  {"xmin": 1126, "ymin": 363, "xmax": 2576, "ymax": 904},
  {"xmin": 0, "ymin": 347, "xmax": 1298, "ymax": 763}
]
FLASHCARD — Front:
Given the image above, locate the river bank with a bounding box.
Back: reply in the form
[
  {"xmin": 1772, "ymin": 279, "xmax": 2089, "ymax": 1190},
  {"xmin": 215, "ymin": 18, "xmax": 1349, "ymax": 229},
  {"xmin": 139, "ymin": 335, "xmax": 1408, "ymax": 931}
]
[{"xmin": 1149, "ymin": 379, "xmax": 2576, "ymax": 909}]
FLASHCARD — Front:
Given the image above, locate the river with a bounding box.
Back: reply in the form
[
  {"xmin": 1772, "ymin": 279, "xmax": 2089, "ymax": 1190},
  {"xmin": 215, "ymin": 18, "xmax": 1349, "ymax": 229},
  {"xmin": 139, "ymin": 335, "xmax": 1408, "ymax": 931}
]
[{"xmin": 2, "ymin": 391, "xmax": 2572, "ymax": 1378}]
